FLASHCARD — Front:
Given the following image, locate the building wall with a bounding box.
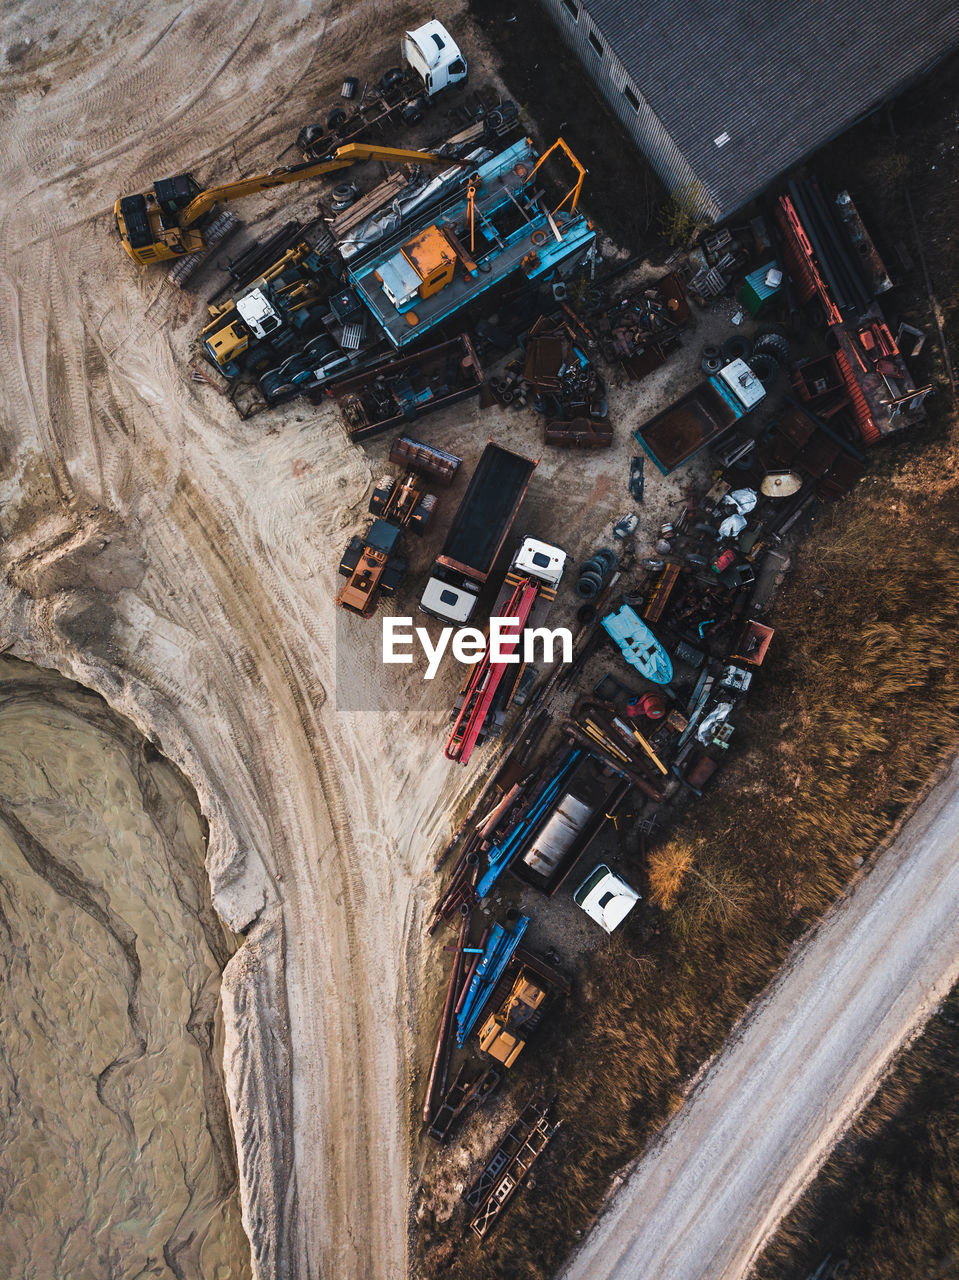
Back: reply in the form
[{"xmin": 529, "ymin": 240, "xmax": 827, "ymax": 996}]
[{"xmin": 539, "ymin": 0, "xmax": 722, "ymax": 221}]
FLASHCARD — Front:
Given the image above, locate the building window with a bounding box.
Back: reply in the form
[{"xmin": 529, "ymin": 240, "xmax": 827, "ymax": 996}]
[
  {"xmin": 588, "ymin": 29, "xmax": 603, "ymax": 57},
  {"xmin": 623, "ymin": 83, "xmax": 640, "ymax": 111},
  {"xmin": 562, "ymin": 0, "xmax": 579, "ymax": 18}
]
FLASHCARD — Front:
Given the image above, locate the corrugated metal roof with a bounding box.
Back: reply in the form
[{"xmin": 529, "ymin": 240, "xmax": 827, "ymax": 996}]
[{"xmin": 578, "ymin": 0, "xmax": 959, "ymax": 214}]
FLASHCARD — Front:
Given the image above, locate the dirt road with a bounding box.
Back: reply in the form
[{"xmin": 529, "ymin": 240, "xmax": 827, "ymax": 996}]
[{"xmin": 558, "ymin": 754, "xmax": 959, "ymax": 1280}]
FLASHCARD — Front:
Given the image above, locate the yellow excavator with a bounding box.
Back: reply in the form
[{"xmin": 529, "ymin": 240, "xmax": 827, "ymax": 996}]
[{"xmin": 114, "ymin": 143, "xmax": 471, "ymax": 266}]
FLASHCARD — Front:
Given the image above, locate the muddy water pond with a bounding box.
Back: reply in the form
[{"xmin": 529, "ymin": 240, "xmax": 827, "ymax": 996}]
[{"xmin": 0, "ymin": 656, "xmax": 251, "ymax": 1279}]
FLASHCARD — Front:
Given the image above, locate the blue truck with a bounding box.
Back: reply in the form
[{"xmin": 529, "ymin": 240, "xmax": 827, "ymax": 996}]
[{"xmin": 634, "ymin": 358, "xmax": 766, "ymax": 475}]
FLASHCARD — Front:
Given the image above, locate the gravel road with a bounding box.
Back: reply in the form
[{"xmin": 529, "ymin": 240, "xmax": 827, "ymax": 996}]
[{"xmin": 559, "ymin": 755, "xmax": 959, "ymax": 1280}]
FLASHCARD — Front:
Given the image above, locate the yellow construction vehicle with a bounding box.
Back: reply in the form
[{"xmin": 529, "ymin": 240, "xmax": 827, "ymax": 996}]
[
  {"xmin": 477, "ymin": 969, "xmax": 548, "ymax": 1069},
  {"xmin": 337, "ymin": 472, "xmax": 437, "ymax": 619},
  {"xmin": 114, "ymin": 143, "xmax": 470, "ymax": 266}
]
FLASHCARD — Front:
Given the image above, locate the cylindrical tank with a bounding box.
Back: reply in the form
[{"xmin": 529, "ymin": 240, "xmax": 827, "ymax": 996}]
[{"xmin": 522, "ymin": 793, "xmax": 593, "ymax": 878}]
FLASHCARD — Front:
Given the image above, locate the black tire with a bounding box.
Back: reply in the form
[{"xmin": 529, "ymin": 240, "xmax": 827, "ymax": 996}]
[
  {"xmin": 381, "ymin": 558, "xmax": 408, "ymax": 594},
  {"xmin": 749, "ymin": 353, "xmax": 780, "ymax": 386},
  {"xmin": 581, "ymin": 558, "xmax": 608, "ymax": 581},
  {"xmin": 701, "ymin": 344, "xmax": 721, "ymax": 361},
  {"xmin": 701, "ymin": 354, "xmax": 723, "ymax": 374},
  {"xmin": 694, "ymin": 521, "xmax": 720, "ymax": 539},
  {"xmin": 339, "ymin": 536, "xmax": 364, "ymax": 576},
  {"xmin": 595, "ymin": 548, "xmax": 618, "ymax": 572},
  {"xmin": 298, "ymin": 123, "xmax": 326, "ymax": 150},
  {"xmin": 685, "ymin": 553, "xmax": 709, "ymax": 568},
  {"xmin": 369, "ymin": 477, "xmax": 395, "ymax": 514},
  {"xmin": 575, "ymin": 576, "xmax": 600, "ymax": 600},
  {"xmin": 721, "ymin": 335, "xmax": 752, "ymax": 363},
  {"xmin": 326, "ymin": 108, "xmax": 348, "ymax": 130},
  {"xmin": 332, "ymin": 182, "xmax": 357, "ymax": 203},
  {"xmin": 410, "ymin": 493, "xmax": 437, "ymax": 532},
  {"xmin": 305, "ymin": 335, "xmax": 337, "ymax": 363},
  {"xmin": 380, "ymin": 67, "xmax": 404, "ymax": 91},
  {"xmin": 261, "ymin": 375, "xmax": 297, "ymax": 402},
  {"xmin": 752, "ymin": 332, "xmax": 790, "ymax": 367}
]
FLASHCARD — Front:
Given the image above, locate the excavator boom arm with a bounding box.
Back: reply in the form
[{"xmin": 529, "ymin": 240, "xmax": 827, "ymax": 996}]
[{"xmin": 180, "ymin": 144, "xmax": 469, "ymax": 226}]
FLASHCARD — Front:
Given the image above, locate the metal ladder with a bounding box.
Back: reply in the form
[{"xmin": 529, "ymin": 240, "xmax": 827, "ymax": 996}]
[{"xmin": 466, "ymin": 1096, "xmax": 560, "ymax": 1237}]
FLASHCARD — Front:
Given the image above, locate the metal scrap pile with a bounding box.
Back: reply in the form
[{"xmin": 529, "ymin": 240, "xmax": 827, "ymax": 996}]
[
  {"xmin": 591, "ymin": 490, "xmax": 775, "ymax": 799},
  {"xmin": 521, "ymin": 314, "xmax": 612, "ymax": 448},
  {"xmin": 592, "ymin": 270, "xmax": 691, "ymax": 381}
]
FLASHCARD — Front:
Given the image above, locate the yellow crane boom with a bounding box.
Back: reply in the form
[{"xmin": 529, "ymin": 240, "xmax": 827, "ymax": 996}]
[{"xmin": 115, "ymin": 144, "xmax": 470, "ymax": 266}]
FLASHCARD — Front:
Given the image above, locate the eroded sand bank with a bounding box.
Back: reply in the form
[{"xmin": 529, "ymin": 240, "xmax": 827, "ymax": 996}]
[{"xmin": 0, "ymin": 655, "xmax": 250, "ymax": 1279}]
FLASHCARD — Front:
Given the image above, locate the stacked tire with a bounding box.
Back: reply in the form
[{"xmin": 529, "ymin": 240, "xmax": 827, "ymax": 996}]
[
  {"xmin": 574, "ymin": 548, "xmax": 617, "ymax": 599},
  {"xmin": 749, "ymin": 330, "xmax": 790, "ymax": 387}
]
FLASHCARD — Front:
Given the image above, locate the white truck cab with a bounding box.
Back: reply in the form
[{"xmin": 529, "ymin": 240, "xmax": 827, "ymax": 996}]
[
  {"xmin": 403, "ymin": 20, "xmax": 468, "ymax": 96},
  {"xmin": 419, "ymin": 537, "xmax": 565, "ymax": 626},
  {"xmin": 236, "ymin": 289, "xmax": 282, "ymax": 340},
  {"xmin": 512, "ymin": 537, "xmax": 566, "ymax": 588},
  {"xmin": 419, "ymin": 572, "xmax": 480, "ymax": 625},
  {"xmin": 573, "ymin": 864, "xmax": 641, "ymax": 934}
]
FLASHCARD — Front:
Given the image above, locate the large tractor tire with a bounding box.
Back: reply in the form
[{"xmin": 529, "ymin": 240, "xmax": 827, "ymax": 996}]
[
  {"xmin": 369, "ymin": 477, "xmax": 396, "ymax": 515},
  {"xmin": 339, "ymin": 535, "xmax": 364, "ymax": 577},
  {"xmin": 410, "ymin": 492, "xmax": 437, "ymax": 532}
]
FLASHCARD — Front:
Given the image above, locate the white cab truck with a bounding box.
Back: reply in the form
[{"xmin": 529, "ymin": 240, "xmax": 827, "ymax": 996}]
[
  {"xmin": 403, "ymin": 21, "xmax": 468, "ymax": 96},
  {"xmin": 573, "ymin": 864, "xmax": 641, "ymax": 933}
]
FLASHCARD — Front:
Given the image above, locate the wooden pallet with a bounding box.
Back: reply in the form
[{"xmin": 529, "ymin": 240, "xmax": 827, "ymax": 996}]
[
  {"xmin": 331, "ymin": 171, "xmax": 410, "ymax": 238},
  {"xmin": 543, "ymin": 416, "xmax": 613, "ymax": 448},
  {"xmin": 644, "ymin": 563, "xmax": 681, "ymax": 624}
]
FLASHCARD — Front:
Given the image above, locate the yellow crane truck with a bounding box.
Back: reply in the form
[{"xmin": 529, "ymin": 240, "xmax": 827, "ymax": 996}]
[
  {"xmin": 114, "ymin": 143, "xmax": 469, "ymax": 267},
  {"xmin": 477, "ymin": 969, "xmax": 549, "ymax": 1068},
  {"xmin": 476, "ymin": 951, "xmax": 571, "ymax": 1069}
]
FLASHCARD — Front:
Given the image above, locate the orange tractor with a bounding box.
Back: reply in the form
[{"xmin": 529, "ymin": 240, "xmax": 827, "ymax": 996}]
[{"xmin": 337, "ymin": 472, "xmax": 437, "ymax": 617}]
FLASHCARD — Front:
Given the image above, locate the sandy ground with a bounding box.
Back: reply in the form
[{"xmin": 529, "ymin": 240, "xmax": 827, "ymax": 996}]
[
  {"xmin": 0, "ymin": 656, "xmax": 248, "ymax": 1279},
  {"xmin": 557, "ymin": 752, "xmax": 959, "ymax": 1280},
  {"xmin": 0, "ymin": 1, "xmax": 723, "ymax": 1275}
]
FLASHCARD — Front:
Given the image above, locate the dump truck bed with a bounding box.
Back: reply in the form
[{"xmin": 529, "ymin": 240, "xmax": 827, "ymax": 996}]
[
  {"xmin": 634, "ymin": 379, "xmax": 741, "ymax": 474},
  {"xmin": 437, "ymin": 443, "xmax": 536, "ymax": 581}
]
